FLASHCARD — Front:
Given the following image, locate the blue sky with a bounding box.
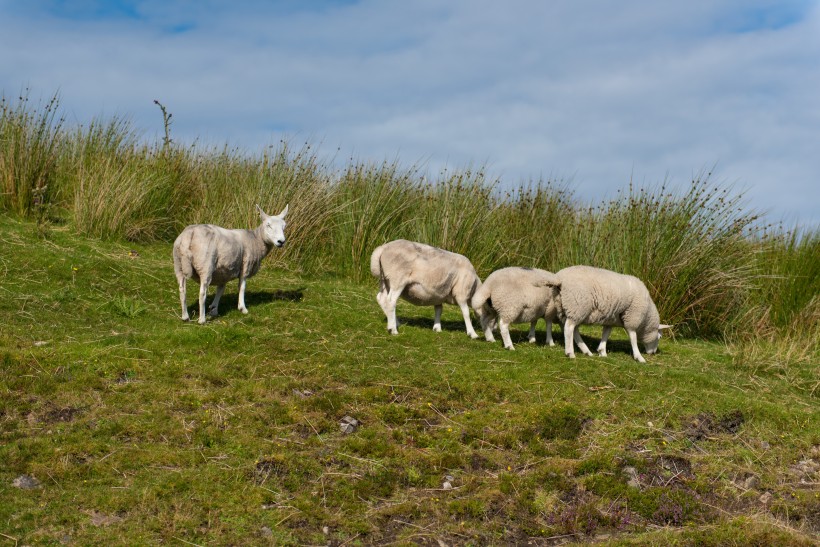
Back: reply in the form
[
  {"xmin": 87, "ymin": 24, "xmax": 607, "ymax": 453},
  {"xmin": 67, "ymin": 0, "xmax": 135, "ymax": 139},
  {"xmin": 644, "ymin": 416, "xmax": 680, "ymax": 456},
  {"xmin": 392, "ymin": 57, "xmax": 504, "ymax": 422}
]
[{"xmin": 1, "ymin": 0, "xmax": 818, "ymax": 226}]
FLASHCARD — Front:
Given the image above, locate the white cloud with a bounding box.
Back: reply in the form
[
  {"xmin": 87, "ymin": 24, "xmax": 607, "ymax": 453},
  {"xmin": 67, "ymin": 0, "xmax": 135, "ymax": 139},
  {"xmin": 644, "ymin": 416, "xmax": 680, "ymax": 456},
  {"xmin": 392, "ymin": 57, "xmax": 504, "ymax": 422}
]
[{"xmin": 1, "ymin": 0, "xmax": 817, "ymax": 225}]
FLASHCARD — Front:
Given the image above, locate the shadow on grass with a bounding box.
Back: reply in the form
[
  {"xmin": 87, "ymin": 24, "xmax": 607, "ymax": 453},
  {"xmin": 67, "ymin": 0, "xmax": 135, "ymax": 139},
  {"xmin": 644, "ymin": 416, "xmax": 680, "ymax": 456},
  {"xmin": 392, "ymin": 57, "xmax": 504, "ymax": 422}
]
[
  {"xmin": 397, "ymin": 316, "xmax": 467, "ymax": 333},
  {"xmin": 186, "ymin": 287, "xmax": 305, "ymax": 318}
]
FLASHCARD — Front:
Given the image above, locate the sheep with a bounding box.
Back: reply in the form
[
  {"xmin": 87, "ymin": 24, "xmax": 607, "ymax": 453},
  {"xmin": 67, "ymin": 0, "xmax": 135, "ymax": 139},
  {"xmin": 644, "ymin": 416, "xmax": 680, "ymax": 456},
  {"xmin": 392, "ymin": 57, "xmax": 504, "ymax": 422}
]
[
  {"xmin": 173, "ymin": 204, "xmax": 288, "ymax": 324},
  {"xmin": 555, "ymin": 265, "xmax": 670, "ymax": 363},
  {"xmin": 471, "ymin": 267, "xmax": 561, "ymax": 350},
  {"xmin": 370, "ymin": 239, "xmax": 481, "ymax": 338}
]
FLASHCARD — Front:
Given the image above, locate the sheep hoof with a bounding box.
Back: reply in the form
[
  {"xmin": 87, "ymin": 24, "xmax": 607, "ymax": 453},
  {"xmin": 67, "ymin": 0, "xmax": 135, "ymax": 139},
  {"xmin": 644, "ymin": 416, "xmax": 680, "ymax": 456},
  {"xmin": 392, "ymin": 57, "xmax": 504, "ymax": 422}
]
[
  {"xmin": 484, "ymin": 336, "xmax": 495, "ymax": 342},
  {"xmin": 548, "ymin": 341, "xmax": 555, "ymax": 347},
  {"xmin": 566, "ymin": 353, "xmax": 575, "ymax": 359},
  {"xmin": 468, "ymin": 333, "xmax": 479, "ymax": 339},
  {"xmin": 598, "ymin": 351, "xmax": 607, "ymax": 357},
  {"xmin": 197, "ymin": 317, "xmax": 207, "ymax": 325},
  {"xmin": 433, "ymin": 325, "xmax": 442, "ymax": 333},
  {"xmin": 208, "ymin": 308, "xmax": 219, "ymax": 317},
  {"xmin": 505, "ymin": 345, "xmax": 515, "ymax": 351},
  {"xmin": 389, "ymin": 329, "xmax": 399, "ymax": 335},
  {"xmin": 181, "ymin": 315, "xmax": 190, "ymax": 322},
  {"xmin": 528, "ymin": 338, "xmax": 536, "ymax": 344},
  {"xmin": 240, "ymin": 308, "xmax": 249, "ymax": 315},
  {"xmin": 635, "ymin": 356, "xmax": 647, "ymax": 364}
]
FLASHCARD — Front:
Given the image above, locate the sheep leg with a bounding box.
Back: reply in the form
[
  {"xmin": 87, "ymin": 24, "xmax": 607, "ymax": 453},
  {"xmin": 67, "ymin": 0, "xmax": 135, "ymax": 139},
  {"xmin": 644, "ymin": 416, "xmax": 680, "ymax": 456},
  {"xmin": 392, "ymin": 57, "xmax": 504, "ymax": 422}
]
[
  {"xmin": 500, "ymin": 319, "xmax": 515, "ymax": 350},
  {"xmin": 178, "ymin": 276, "xmax": 190, "ymax": 321},
  {"xmin": 574, "ymin": 329, "xmax": 594, "ymax": 356},
  {"xmin": 197, "ymin": 280, "xmax": 210, "ymax": 324},
  {"xmin": 376, "ymin": 278, "xmax": 389, "ymax": 311},
  {"xmin": 528, "ymin": 320, "xmax": 537, "ymax": 344},
  {"xmin": 384, "ymin": 288, "xmax": 403, "ymax": 335},
  {"xmin": 544, "ymin": 319, "xmax": 555, "ymax": 346},
  {"xmin": 627, "ymin": 329, "xmax": 647, "ymax": 363},
  {"xmin": 480, "ymin": 311, "xmax": 496, "ymax": 342},
  {"xmin": 564, "ymin": 320, "xmax": 576, "ymax": 358},
  {"xmin": 209, "ymin": 284, "xmax": 225, "ymax": 316},
  {"xmin": 459, "ymin": 302, "xmax": 479, "ymax": 339},
  {"xmin": 433, "ymin": 305, "xmax": 443, "ymax": 332},
  {"xmin": 237, "ymin": 276, "xmax": 248, "ymax": 314},
  {"xmin": 597, "ymin": 326, "xmax": 612, "ymax": 357},
  {"xmin": 565, "ymin": 320, "xmax": 593, "ymax": 357}
]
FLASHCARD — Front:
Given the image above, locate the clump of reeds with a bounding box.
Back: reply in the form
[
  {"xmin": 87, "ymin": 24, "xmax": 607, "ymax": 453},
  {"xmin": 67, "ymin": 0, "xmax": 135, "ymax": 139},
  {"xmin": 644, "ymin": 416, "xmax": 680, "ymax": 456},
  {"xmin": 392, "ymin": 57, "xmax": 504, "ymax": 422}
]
[{"xmin": 0, "ymin": 91, "xmax": 63, "ymax": 216}]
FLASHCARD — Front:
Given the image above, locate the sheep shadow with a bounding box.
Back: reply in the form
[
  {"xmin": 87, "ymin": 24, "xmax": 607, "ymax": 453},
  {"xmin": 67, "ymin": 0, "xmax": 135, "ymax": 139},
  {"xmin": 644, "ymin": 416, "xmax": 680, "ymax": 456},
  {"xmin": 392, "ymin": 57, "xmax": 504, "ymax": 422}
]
[
  {"xmin": 397, "ymin": 316, "xmax": 469, "ymax": 333},
  {"xmin": 571, "ymin": 333, "xmax": 653, "ymax": 357},
  {"xmin": 185, "ymin": 287, "xmax": 304, "ymax": 319}
]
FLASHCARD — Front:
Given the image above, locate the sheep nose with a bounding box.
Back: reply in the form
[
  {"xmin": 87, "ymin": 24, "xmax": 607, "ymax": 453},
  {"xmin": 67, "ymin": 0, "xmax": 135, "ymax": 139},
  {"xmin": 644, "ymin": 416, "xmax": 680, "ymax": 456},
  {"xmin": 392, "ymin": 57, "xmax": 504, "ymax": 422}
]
[{"xmin": 276, "ymin": 238, "xmax": 286, "ymax": 247}]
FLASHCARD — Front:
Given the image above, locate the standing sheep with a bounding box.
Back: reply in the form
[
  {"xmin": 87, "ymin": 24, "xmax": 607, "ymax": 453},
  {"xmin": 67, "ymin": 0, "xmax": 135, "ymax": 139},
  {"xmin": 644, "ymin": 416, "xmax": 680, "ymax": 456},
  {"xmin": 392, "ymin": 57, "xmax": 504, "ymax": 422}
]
[
  {"xmin": 471, "ymin": 267, "xmax": 561, "ymax": 350},
  {"xmin": 370, "ymin": 239, "xmax": 481, "ymax": 338},
  {"xmin": 555, "ymin": 265, "xmax": 670, "ymax": 363},
  {"xmin": 173, "ymin": 204, "xmax": 288, "ymax": 324}
]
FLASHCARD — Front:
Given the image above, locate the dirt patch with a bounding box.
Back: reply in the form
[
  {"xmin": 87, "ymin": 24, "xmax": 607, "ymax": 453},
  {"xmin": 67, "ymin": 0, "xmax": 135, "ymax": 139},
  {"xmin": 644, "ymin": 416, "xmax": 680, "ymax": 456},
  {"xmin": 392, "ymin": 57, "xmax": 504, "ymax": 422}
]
[
  {"xmin": 87, "ymin": 510, "xmax": 124, "ymax": 527},
  {"xmin": 469, "ymin": 452, "xmax": 493, "ymax": 471},
  {"xmin": 624, "ymin": 455, "xmax": 695, "ymax": 489},
  {"xmin": 44, "ymin": 406, "xmax": 82, "ymax": 424},
  {"xmin": 253, "ymin": 457, "xmax": 288, "ymax": 484},
  {"xmin": 788, "ymin": 458, "xmax": 820, "ymax": 485},
  {"xmin": 685, "ymin": 410, "xmax": 744, "ymax": 441}
]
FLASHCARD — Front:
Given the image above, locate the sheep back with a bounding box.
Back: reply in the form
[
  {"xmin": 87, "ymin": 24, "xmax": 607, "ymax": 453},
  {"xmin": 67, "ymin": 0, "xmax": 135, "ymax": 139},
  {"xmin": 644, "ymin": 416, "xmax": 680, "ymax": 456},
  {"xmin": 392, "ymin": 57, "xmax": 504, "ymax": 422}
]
[
  {"xmin": 370, "ymin": 239, "xmax": 480, "ymax": 306},
  {"xmin": 473, "ymin": 267, "xmax": 561, "ymax": 324},
  {"xmin": 173, "ymin": 224, "xmax": 264, "ymax": 285},
  {"xmin": 556, "ymin": 265, "xmax": 660, "ymax": 340}
]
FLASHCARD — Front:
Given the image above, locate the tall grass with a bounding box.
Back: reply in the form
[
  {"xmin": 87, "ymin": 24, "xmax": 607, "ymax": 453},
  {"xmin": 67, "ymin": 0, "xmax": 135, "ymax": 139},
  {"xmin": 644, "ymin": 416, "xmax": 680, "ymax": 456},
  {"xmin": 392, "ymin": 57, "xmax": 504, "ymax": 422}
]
[
  {"xmin": 0, "ymin": 91, "xmax": 63, "ymax": 215},
  {"xmin": 1, "ymin": 91, "xmax": 816, "ymax": 351}
]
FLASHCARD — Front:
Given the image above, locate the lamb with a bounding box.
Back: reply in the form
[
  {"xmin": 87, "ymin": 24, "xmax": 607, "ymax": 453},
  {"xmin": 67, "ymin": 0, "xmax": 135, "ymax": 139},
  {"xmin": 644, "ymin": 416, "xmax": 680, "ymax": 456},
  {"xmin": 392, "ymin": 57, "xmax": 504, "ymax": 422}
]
[
  {"xmin": 555, "ymin": 265, "xmax": 670, "ymax": 363},
  {"xmin": 370, "ymin": 239, "xmax": 481, "ymax": 338},
  {"xmin": 173, "ymin": 204, "xmax": 288, "ymax": 324},
  {"xmin": 471, "ymin": 267, "xmax": 562, "ymax": 350}
]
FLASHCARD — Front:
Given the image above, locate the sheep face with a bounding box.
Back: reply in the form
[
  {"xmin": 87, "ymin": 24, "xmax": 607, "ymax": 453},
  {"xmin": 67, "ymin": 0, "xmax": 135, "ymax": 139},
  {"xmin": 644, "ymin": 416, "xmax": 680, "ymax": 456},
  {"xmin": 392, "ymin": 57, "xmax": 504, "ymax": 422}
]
[
  {"xmin": 257, "ymin": 204, "xmax": 288, "ymax": 248},
  {"xmin": 642, "ymin": 330, "xmax": 661, "ymax": 354},
  {"xmin": 644, "ymin": 324, "xmax": 672, "ymax": 354}
]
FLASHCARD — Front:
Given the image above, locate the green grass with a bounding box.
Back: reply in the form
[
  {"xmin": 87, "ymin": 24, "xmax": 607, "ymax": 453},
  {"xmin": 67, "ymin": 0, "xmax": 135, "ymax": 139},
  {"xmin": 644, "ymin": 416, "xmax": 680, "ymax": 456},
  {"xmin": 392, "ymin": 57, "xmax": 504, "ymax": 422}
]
[{"xmin": 1, "ymin": 214, "xmax": 818, "ymax": 545}]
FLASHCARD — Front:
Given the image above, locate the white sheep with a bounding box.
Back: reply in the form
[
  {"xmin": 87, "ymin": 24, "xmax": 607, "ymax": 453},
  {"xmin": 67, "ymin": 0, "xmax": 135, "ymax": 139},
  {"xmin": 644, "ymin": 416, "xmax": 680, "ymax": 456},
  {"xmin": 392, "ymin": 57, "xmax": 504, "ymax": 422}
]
[
  {"xmin": 471, "ymin": 267, "xmax": 561, "ymax": 350},
  {"xmin": 173, "ymin": 204, "xmax": 288, "ymax": 324},
  {"xmin": 555, "ymin": 265, "xmax": 670, "ymax": 363},
  {"xmin": 370, "ymin": 239, "xmax": 481, "ymax": 338}
]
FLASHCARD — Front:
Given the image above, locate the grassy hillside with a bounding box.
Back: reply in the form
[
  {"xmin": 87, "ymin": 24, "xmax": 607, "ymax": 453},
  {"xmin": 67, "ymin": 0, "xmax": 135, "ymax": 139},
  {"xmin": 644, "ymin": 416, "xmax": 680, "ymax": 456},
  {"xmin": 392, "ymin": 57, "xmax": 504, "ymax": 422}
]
[{"xmin": 1, "ymin": 214, "xmax": 818, "ymax": 545}]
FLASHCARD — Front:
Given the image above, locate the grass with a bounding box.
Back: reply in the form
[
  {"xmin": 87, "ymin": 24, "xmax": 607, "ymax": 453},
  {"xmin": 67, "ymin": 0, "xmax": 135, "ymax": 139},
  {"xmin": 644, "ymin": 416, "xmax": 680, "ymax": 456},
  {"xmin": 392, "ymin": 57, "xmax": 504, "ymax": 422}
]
[{"xmin": 1, "ymin": 214, "xmax": 818, "ymax": 545}]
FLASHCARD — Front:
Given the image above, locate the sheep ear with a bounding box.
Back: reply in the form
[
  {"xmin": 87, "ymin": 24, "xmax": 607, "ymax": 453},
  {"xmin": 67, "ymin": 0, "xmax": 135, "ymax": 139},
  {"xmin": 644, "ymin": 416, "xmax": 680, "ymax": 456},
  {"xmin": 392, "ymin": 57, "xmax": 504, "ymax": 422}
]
[
  {"xmin": 277, "ymin": 204, "xmax": 289, "ymax": 219},
  {"xmin": 255, "ymin": 204, "xmax": 269, "ymax": 220},
  {"xmin": 659, "ymin": 324, "xmax": 672, "ymax": 330}
]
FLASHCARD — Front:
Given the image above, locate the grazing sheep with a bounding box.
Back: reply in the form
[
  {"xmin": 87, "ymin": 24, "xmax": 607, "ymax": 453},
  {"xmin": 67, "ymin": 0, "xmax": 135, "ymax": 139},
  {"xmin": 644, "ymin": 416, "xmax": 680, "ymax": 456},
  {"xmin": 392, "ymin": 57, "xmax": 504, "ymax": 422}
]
[
  {"xmin": 173, "ymin": 204, "xmax": 288, "ymax": 323},
  {"xmin": 370, "ymin": 239, "xmax": 481, "ymax": 338},
  {"xmin": 555, "ymin": 265, "xmax": 670, "ymax": 363},
  {"xmin": 471, "ymin": 267, "xmax": 561, "ymax": 350}
]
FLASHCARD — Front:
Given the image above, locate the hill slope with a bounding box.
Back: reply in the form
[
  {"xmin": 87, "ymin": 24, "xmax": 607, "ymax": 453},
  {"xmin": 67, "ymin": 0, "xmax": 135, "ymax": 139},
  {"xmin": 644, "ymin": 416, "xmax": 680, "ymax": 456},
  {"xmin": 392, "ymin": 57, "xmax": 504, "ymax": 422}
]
[{"xmin": 1, "ymin": 215, "xmax": 818, "ymax": 545}]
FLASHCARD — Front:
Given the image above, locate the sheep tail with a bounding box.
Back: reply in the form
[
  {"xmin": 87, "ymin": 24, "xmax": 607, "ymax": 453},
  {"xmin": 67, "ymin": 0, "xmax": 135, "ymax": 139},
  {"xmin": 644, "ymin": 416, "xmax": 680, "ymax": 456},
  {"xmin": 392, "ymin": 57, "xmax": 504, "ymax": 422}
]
[
  {"xmin": 369, "ymin": 245, "xmax": 384, "ymax": 279},
  {"xmin": 471, "ymin": 282, "xmax": 490, "ymax": 311},
  {"xmin": 535, "ymin": 272, "xmax": 562, "ymax": 287}
]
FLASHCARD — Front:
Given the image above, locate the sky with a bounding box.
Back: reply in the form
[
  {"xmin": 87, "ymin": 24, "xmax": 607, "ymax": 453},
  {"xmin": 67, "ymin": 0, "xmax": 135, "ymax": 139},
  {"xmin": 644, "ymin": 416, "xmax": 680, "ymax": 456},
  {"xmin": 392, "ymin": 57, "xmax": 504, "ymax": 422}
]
[{"xmin": 1, "ymin": 0, "xmax": 819, "ymax": 227}]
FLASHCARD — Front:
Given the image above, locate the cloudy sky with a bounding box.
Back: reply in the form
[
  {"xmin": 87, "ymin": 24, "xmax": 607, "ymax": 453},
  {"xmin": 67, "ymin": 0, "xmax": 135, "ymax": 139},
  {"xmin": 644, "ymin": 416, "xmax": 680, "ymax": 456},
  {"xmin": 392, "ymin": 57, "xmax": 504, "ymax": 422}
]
[{"xmin": 2, "ymin": 0, "xmax": 818, "ymax": 226}]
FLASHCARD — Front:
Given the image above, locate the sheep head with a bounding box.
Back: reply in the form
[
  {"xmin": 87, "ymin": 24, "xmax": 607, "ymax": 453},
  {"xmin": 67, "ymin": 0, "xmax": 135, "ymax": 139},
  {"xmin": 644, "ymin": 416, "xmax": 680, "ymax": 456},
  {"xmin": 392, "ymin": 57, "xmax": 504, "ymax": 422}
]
[{"xmin": 256, "ymin": 204, "xmax": 289, "ymax": 247}]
